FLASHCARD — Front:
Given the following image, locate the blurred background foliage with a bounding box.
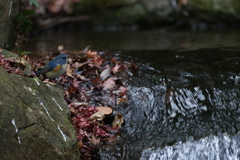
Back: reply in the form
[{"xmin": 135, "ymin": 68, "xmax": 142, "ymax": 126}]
[{"xmin": 24, "ymin": 0, "xmax": 240, "ymax": 31}]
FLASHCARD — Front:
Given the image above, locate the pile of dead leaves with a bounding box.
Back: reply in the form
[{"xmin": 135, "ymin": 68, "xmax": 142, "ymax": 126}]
[
  {"xmin": 34, "ymin": 50, "xmax": 138, "ymax": 159},
  {"xmin": 58, "ymin": 50, "xmax": 132, "ymax": 159},
  {"xmin": 0, "ymin": 54, "xmax": 27, "ymax": 75},
  {"xmin": 1, "ymin": 49, "xmax": 138, "ymax": 159}
]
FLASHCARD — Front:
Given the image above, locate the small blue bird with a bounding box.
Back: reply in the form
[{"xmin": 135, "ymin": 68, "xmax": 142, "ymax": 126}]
[{"xmin": 35, "ymin": 54, "xmax": 68, "ymax": 79}]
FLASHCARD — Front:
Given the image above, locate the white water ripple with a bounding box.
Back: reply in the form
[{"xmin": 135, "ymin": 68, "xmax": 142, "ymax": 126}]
[{"xmin": 141, "ymin": 133, "xmax": 239, "ymax": 160}]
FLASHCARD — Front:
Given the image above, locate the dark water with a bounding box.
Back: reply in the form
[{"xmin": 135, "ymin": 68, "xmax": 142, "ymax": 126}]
[
  {"xmin": 24, "ymin": 29, "xmax": 240, "ymax": 160},
  {"xmin": 97, "ymin": 49, "xmax": 240, "ymax": 160},
  {"xmin": 23, "ymin": 29, "xmax": 240, "ymax": 51}
]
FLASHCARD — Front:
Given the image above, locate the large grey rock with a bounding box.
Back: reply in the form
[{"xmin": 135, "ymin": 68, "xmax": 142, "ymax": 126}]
[
  {"xmin": 0, "ymin": 0, "xmax": 19, "ymax": 49},
  {"xmin": 0, "ymin": 65, "xmax": 80, "ymax": 159}
]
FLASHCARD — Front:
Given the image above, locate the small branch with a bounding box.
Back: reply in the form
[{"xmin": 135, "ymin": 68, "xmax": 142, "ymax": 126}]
[{"xmin": 37, "ymin": 15, "xmax": 91, "ymax": 30}]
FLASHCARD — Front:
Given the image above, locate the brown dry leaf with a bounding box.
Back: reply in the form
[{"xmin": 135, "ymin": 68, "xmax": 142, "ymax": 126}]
[
  {"xmin": 117, "ymin": 95, "xmax": 128, "ymax": 104},
  {"xmin": 112, "ymin": 112, "xmax": 124, "ymax": 128},
  {"xmin": 89, "ymin": 111, "xmax": 105, "ymax": 122},
  {"xmin": 96, "ymin": 106, "xmax": 113, "ymax": 115},
  {"xmin": 43, "ymin": 80, "xmax": 56, "ymax": 86},
  {"xmin": 84, "ymin": 150, "xmax": 92, "ymax": 157},
  {"xmin": 78, "ymin": 141, "xmax": 83, "ymax": 147},
  {"xmin": 92, "ymin": 78, "xmax": 102, "ymax": 87},
  {"xmin": 103, "ymin": 136, "xmax": 119, "ymax": 143},
  {"xmin": 69, "ymin": 107, "xmax": 75, "ymax": 113},
  {"xmin": 73, "ymin": 61, "xmax": 91, "ymax": 68},
  {"xmin": 131, "ymin": 60, "xmax": 139, "ymax": 71},
  {"xmin": 90, "ymin": 133, "xmax": 100, "ymax": 145},
  {"xmin": 73, "ymin": 102, "xmax": 88, "ymax": 107},
  {"xmin": 66, "ymin": 64, "xmax": 75, "ymax": 78},
  {"xmin": 87, "ymin": 50, "xmax": 97, "ymax": 58}
]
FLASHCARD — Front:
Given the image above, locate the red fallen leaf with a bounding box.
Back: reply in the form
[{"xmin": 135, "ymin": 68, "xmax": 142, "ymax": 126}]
[
  {"xmin": 118, "ymin": 64, "xmax": 128, "ymax": 72},
  {"xmin": 118, "ymin": 86, "xmax": 128, "ymax": 97},
  {"xmin": 66, "ymin": 80, "xmax": 81, "ymax": 93},
  {"xmin": 72, "ymin": 80, "xmax": 81, "ymax": 88},
  {"xmin": 73, "ymin": 117, "xmax": 90, "ymax": 128},
  {"xmin": 111, "ymin": 57, "xmax": 117, "ymax": 63},
  {"xmin": 85, "ymin": 68, "xmax": 98, "ymax": 79},
  {"xmin": 103, "ymin": 77, "xmax": 118, "ymax": 90},
  {"xmin": 94, "ymin": 56, "xmax": 103, "ymax": 65},
  {"xmin": 92, "ymin": 78, "xmax": 102, "ymax": 87},
  {"xmin": 112, "ymin": 63, "xmax": 121, "ymax": 74},
  {"xmin": 131, "ymin": 60, "xmax": 139, "ymax": 71},
  {"xmin": 78, "ymin": 106, "xmax": 98, "ymax": 117},
  {"xmin": 93, "ymin": 126, "xmax": 112, "ymax": 137}
]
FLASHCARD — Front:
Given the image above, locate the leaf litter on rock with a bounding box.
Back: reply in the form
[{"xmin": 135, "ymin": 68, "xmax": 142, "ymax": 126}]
[{"xmin": 1, "ymin": 48, "xmax": 138, "ymax": 160}]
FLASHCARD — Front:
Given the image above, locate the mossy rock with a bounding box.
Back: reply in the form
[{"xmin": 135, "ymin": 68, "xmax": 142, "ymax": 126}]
[{"xmin": 0, "ymin": 66, "xmax": 80, "ymax": 160}]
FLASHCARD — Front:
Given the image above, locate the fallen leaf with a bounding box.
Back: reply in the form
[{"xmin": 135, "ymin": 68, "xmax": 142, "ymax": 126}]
[
  {"xmin": 90, "ymin": 133, "xmax": 100, "ymax": 145},
  {"xmin": 131, "ymin": 60, "xmax": 139, "ymax": 71},
  {"xmin": 117, "ymin": 95, "xmax": 128, "ymax": 104},
  {"xmin": 92, "ymin": 78, "xmax": 102, "ymax": 87},
  {"xmin": 100, "ymin": 66, "xmax": 111, "ymax": 80},
  {"xmin": 43, "ymin": 80, "xmax": 56, "ymax": 86},
  {"xmin": 102, "ymin": 77, "xmax": 117, "ymax": 90},
  {"xmin": 112, "ymin": 63, "xmax": 121, "ymax": 74},
  {"xmin": 112, "ymin": 112, "xmax": 124, "ymax": 129},
  {"xmin": 73, "ymin": 102, "xmax": 88, "ymax": 107},
  {"xmin": 89, "ymin": 111, "xmax": 105, "ymax": 122},
  {"xmin": 118, "ymin": 86, "xmax": 128, "ymax": 97},
  {"xmin": 87, "ymin": 50, "xmax": 97, "ymax": 58},
  {"xmin": 66, "ymin": 64, "xmax": 75, "ymax": 78},
  {"xmin": 93, "ymin": 126, "xmax": 112, "ymax": 137},
  {"xmin": 96, "ymin": 106, "xmax": 113, "ymax": 115}
]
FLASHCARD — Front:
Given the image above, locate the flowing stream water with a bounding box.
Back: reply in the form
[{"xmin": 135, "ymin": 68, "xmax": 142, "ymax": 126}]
[
  {"xmin": 24, "ymin": 28, "xmax": 240, "ymax": 160},
  {"xmin": 96, "ymin": 49, "xmax": 240, "ymax": 160}
]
